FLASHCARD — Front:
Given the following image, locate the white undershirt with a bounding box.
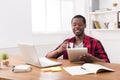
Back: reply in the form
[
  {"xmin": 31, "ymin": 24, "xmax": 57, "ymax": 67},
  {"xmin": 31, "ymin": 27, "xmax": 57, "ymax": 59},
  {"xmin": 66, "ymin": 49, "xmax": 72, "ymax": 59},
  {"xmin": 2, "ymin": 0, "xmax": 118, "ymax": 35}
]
[{"xmin": 74, "ymin": 42, "xmax": 83, "ymax": 48}]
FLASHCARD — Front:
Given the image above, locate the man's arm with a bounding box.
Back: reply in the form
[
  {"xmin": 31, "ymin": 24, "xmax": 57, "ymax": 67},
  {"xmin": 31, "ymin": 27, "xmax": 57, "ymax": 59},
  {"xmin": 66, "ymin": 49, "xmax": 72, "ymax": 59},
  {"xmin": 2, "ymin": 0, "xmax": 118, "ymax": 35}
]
[
  {"xmin": 79, "ymin": 40, "xmax": 110, "ymax": 63},
  {"xmin": 95, "ymin": 40, "xmax": 110, "ymax": 62},
  {"xmin": 46, "ymin": 41, "xmax": 68, "ymax": 58},
  {"xmin": 46, "ymin": 49, "xmax": 61, "ymax": 58}
]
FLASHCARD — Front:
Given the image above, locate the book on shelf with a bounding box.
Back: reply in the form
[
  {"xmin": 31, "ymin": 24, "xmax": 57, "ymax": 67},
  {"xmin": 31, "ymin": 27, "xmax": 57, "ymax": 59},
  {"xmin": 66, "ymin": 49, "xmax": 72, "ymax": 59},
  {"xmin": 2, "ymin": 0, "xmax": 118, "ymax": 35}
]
[
  {"xmin": 117, "ymin": 11, "xmax": 120, "ymax": 28},
  {"xmin": 93, "ymin": 20, "xmax": 101, "ymax": 29},
  {"xmin": 63, "ymin": 63, "xmax": 114, "ymax": 75}
]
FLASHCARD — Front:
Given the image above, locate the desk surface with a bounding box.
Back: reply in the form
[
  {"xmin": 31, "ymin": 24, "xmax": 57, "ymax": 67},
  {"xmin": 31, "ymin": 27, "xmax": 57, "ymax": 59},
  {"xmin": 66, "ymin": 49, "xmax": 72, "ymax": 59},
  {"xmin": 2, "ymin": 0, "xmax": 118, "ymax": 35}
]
[{"xmin": 0, "ymin": 55, "xmax": 120, "ymax": 80}]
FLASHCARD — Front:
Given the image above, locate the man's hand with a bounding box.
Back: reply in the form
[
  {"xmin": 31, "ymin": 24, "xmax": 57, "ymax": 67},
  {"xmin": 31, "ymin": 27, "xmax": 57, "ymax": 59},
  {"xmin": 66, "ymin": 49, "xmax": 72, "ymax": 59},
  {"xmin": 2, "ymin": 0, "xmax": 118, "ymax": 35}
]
[
  {"xmin": 57, "ymin": 41, "xmax": 68, "ymax": 53},
  {"xmin": 79, "ymin": 53, "xmax": 105, "ymax": 63}
]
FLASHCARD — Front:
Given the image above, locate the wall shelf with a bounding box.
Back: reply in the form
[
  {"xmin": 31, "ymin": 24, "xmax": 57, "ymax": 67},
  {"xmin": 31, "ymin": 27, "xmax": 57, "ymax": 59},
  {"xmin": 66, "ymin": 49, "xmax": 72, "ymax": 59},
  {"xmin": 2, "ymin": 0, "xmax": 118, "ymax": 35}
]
[
  {"xmin": 89, "ymin": 10, "xmax": 118, "ymax": 15},
  {"xmin": 90, "ymin": 28, "xmax": 120, "ymax": 31},
  {"xmin": 89, "ymin": 10, "xmax": 119, "ymax": 30}
]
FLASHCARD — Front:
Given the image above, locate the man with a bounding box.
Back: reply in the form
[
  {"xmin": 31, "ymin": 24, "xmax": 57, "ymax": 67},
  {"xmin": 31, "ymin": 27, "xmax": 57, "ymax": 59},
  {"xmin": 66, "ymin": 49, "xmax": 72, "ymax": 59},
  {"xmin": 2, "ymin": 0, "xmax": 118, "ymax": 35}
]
[{"xmin": 46, "ymin": 15, "xmax": 110, "ymax": 63}]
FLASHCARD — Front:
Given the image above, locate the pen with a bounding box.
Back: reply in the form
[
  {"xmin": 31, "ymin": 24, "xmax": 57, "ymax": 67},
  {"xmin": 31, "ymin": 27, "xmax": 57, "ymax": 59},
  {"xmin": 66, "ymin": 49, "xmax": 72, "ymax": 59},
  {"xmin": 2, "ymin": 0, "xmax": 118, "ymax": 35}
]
[{"xmin": 81, "ymin": 67, "xmax": 86, "ymax": 70}]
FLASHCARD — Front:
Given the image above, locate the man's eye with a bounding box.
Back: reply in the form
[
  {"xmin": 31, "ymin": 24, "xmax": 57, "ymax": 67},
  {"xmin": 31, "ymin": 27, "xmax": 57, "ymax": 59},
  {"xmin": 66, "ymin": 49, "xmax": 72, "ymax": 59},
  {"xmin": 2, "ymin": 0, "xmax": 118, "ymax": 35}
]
[{"xmin": 73, "ymin": 24, "xmax": 76, "ymax": 26}]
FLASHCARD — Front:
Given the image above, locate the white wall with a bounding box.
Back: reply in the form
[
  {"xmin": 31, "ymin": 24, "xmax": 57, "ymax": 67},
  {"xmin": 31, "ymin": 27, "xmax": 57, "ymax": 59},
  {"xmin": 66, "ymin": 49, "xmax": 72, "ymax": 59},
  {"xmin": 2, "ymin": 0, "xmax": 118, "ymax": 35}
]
[
  {"xmin": 0, "ymin": 0, "xmax": 33, "ymax": 48},
  {"xmin": 73, "ymin": 0, "xmax": 85, "ymax": 16}
]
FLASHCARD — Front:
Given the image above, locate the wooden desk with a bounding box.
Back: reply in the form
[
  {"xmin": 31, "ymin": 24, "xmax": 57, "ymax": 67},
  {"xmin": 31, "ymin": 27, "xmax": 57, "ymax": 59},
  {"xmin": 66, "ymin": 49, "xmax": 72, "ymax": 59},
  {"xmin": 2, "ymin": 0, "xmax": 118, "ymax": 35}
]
[{"xmin": 0, "ymin": 55, "xmax": 120, "ymax": 80}]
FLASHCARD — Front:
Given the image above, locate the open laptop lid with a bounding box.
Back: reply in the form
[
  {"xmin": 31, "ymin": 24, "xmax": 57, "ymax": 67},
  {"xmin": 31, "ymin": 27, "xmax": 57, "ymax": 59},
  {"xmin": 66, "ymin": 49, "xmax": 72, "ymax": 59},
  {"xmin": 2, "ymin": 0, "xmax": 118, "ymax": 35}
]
[
  {"xmin": 18, "ymin": 44, "xmax": 41, "ymax": 67},
  {"xmin": 18, "ymin": 44, "xmax": 62, "ymax": 68}
]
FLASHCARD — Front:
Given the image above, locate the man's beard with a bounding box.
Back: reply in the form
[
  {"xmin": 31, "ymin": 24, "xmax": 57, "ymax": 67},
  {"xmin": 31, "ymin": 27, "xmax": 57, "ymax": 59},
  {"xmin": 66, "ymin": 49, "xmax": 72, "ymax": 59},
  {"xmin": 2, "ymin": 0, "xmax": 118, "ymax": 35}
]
[{"xmin": 74, "ymin": 30, "xmax": 84, "ymax": 37}]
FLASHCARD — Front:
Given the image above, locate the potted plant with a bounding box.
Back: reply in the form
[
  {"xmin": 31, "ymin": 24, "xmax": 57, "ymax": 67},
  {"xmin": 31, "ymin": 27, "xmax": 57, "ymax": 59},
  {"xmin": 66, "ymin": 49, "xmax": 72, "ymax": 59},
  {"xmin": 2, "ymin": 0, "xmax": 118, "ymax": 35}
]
[{"xmin": 1, "ymin": 53, "xmax": 9, "ymax": 66}]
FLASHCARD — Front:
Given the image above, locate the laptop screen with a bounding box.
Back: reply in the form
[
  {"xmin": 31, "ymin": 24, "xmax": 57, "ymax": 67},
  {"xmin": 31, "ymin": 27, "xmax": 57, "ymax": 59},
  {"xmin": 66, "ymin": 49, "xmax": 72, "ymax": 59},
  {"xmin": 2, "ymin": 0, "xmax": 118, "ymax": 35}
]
[{"xmin": 18, "ymin": 44, "xmax": 62, "ymax": 68}]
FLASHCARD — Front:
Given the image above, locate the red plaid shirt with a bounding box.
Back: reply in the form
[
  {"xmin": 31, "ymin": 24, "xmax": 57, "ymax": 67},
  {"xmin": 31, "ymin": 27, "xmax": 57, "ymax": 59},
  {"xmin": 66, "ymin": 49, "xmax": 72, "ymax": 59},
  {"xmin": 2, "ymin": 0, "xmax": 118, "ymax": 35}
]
[{"xmin": 55, "ymin": 35, "xmax": 110, "ymax": 62}]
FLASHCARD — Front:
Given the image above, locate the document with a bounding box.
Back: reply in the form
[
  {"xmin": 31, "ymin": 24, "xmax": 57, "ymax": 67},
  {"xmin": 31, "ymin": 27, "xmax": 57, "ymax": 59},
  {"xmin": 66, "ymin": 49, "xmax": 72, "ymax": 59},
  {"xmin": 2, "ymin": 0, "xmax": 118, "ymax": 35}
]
[{"xmin": 63, "ymin": 63, "xmax": 114, "ymax": 75}]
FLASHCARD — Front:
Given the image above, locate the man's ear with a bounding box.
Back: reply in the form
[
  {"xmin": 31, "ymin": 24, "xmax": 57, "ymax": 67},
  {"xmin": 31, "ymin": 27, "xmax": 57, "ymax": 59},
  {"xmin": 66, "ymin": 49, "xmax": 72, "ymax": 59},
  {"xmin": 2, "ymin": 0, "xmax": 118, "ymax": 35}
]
[{"xmin": 84, "ymin": 24, "xmax": 86, "ymax": 28}]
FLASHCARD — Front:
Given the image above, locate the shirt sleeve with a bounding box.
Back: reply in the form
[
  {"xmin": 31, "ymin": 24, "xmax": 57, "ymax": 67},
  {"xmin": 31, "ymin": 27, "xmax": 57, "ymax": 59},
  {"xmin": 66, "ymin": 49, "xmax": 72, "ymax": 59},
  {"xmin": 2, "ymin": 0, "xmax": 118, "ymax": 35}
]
[
  {"xmin": 53, "ymin": 39, "xmax": 68, "ymax": 58},
  {"xmin": 95, "ymin": 40, "xmax": 110, "ymax": 62}
]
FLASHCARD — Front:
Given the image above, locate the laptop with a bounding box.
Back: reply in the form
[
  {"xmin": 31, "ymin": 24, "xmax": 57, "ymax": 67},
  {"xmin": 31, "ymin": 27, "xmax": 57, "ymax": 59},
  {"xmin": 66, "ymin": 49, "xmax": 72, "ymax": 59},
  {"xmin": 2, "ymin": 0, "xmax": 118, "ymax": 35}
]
[
  {"xmin": 18, "ymin": 44, "xmax": 62, "ymax": 68},
  {"xmin": 67, "ymin": 48, "xmax": 87, "ymax": 62}
]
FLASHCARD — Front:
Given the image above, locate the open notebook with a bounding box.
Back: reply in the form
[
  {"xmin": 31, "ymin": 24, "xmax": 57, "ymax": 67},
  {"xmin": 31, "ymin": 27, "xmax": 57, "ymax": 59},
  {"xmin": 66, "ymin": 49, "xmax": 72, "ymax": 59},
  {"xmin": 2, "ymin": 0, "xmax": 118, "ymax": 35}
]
[
  {"xmin": 18, "ymin": 44, "xmax": 62, "ymax": 68},
  {"xmin": 63, "ymin": 63, "xmax": 114, "ymax": 75}
]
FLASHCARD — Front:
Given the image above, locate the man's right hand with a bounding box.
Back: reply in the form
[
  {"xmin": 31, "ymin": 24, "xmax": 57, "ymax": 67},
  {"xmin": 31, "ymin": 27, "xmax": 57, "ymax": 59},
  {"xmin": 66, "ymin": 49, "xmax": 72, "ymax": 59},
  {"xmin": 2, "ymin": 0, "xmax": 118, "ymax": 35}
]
[{"xmin": 56, "ymin": 41, "xmax": 68, "ymax": 53}]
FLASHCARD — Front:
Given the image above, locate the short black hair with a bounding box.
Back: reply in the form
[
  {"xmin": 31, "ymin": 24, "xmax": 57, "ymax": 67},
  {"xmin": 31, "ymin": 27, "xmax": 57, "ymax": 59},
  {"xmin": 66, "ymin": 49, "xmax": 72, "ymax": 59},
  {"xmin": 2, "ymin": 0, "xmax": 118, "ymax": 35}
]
[{"xmin": 71, "ymin": 15, "xmax": 86, "ymax": 24}]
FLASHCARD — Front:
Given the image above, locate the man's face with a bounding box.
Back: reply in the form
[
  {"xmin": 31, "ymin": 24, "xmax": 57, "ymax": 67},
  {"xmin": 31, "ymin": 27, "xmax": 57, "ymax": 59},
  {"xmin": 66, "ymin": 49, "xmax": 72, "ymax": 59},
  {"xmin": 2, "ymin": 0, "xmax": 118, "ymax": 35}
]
[{"xmin": 71, "ymin": 18, "xmax": 86, "ymax": 37}]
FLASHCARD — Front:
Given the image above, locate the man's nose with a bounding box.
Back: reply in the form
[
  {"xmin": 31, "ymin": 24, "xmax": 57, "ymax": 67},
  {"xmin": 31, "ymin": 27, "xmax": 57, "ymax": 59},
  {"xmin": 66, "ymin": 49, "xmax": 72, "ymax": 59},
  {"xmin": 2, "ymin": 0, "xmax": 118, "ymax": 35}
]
[{"xmin": 75, "ymin": 25, "xmax": 81, "ymax": 29}]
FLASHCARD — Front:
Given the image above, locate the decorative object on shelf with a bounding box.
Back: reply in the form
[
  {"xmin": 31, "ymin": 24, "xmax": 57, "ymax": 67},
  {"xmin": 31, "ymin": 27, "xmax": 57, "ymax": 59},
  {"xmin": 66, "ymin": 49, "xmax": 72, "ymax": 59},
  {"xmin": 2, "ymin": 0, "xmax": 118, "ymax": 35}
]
[
  {"xmin": 104, "ymin": 22, "xmax": 109, "ymax": 29},
  {"xmin": 113, "ymin": 2, "xmax": 118, "ymax": 7},
  {"xmin": 93, "ymin": 20, "xmax": 101, "ymax": 29},
  {"xmin": 1, "ymin": 53, "xmax": 9, "ymax": 66},
  {"xmin": 112, "ymin": 1, "xmax": 118, "ymax": 10}
]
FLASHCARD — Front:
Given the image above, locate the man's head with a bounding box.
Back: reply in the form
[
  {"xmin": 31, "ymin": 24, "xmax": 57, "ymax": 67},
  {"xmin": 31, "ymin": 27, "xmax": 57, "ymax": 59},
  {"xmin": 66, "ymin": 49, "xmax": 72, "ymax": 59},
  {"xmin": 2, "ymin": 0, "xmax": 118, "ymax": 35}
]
[{"xmin": 71, "ymin": 15, "xmax": 86, "ymax": 37}]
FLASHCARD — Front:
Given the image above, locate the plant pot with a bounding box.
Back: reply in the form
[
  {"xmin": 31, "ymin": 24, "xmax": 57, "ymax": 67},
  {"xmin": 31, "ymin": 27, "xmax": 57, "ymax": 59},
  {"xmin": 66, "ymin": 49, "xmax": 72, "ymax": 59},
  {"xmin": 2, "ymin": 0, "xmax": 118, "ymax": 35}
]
[{"xmin": 2, "ymin": 59, "xmax": 9, "ymax": 66}]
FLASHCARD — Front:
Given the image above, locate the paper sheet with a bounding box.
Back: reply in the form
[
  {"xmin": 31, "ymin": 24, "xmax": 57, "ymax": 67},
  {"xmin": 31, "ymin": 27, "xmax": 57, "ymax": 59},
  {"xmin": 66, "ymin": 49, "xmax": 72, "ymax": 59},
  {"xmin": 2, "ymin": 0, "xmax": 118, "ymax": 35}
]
[{"xmin": 63, "ymin": 66, "xmax": 92, "ymax": 75}]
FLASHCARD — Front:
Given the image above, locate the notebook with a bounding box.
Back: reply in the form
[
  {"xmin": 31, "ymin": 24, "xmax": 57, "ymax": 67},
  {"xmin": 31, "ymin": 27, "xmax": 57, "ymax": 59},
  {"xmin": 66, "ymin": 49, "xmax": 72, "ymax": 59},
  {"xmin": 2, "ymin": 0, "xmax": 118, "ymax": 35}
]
[
  {"xmin": 18, "ymin": 44, "xmax": 62, "ymax": 68},
  {"xmin": 67, "ymin": 48, "xmax": 87, "ymax": 62}
]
